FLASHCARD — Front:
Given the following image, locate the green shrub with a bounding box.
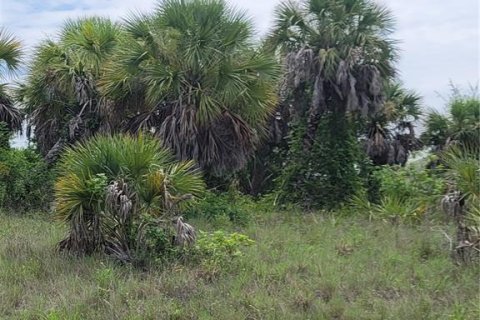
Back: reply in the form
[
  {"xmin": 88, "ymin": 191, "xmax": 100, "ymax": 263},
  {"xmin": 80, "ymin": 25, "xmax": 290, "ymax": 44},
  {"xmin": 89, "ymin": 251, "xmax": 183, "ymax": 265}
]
[
  {"xmin": 0, "ymin": 147, "xmax": 53, "ymax": 211},
  {"xmin": 183, "ymin": 191, "xmax": 252, "ymax": 225},
  {"xmin": 373, "ymin": 195, "xmax": 420, "ymax": 222},
  {"xmin": 0, "ymin": 122, "xmax": 11, "ymax": 149},
  {"xmin": 277, "ymin": 115, "xmax": 363, "ymax": 210},
  {"xmin": 189, "ymin": 230, "xmax": 255, "ymax": 274},
  {"xmin": 373, "ymin": 165, "xmax": 445, "ymax": 204},
  {"xmin": 351, "ymin": 165, "xmax": 445, "ymax": 222}
]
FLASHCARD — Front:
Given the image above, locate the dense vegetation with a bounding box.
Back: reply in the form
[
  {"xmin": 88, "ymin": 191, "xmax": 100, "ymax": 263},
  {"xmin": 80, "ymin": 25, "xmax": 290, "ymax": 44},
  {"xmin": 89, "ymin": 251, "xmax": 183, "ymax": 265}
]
[{"xmin": 0, "ymin": 0, "xmax": 478, "ymax": 318}]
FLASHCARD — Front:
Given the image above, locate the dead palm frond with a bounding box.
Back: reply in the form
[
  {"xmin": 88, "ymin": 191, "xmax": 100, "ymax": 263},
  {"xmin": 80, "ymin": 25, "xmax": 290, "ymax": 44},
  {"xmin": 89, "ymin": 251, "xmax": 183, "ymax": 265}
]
[
  {"xmin": 174, "ymin": 216, "xmax": 196, "ymax": 247},
  {"xmin": 0, "ymin": 85, "xmax": 22, "ymax": 131}
]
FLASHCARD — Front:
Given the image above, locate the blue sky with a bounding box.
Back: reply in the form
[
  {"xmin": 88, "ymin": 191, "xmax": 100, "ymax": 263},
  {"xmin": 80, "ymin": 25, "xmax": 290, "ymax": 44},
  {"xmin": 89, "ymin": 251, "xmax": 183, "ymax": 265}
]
[{"xmin": 1, "ymin": 0, "xmax": 479, "ymax": 111}]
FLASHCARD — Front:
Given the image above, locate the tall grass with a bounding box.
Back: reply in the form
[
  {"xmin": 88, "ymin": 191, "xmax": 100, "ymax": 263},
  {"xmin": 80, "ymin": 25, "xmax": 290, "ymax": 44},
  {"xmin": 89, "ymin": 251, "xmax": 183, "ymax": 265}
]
[{"xmin": 0, "ymin": 211, "xmax": 478, "ymax": 319}]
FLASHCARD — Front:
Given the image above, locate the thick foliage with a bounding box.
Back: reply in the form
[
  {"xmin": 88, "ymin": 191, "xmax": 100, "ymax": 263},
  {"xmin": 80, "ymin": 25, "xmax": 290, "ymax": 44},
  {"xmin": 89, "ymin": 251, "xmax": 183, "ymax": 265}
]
[
  {"xmin": 278, "ymin": 114, "xmax": 363, "ymax": 209},
  {"xmin": 184, "ymin": 191, "xmax": 252, "ymax": 225},
  {"xmin": 189, "ymin": 230, "xmax": 254, "ymax": 276},
  {"xmin": 0, "ymin": 145, "xmax": 53, "ymax": 211},
  {"xmin": 0, "ymin": 29, "xmax": 23, "ymax": 133},
  {"xmin": 263, "ymin": 0, "xmax": 398, "ymax": 208},
  {"xmin": 101, "ymin": 0, "xmax": 279, "ymax": 176},
  {"xmin": 17, "ymin": 18, "xmax": 122, "ymax": 161},
  {"xmin": 351, "ymin": 165, "xmax": 445, "ymax": 222},
  {"xmin": 363, "ymin": 82, "xmax": 423, "ymax": 166},
  {"xmin": 422, "ymin": 90, "xmax": 479, "ymax": 152},
  {"xmin": 442, "ymin": 147, "xmax": 480, "ymax": 262},
  {"xmin": 55, "ymin": 134, "xmax": 205, "ymax": 263}
]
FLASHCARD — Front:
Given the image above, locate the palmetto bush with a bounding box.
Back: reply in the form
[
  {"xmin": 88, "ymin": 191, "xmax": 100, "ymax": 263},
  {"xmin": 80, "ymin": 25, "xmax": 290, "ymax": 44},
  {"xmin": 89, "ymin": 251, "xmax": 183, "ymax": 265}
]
[
  {"xmin": 55, "ymin": 134, "xmax": 205, "ymax": 262},
  {"xmin": 442, "ymin": 146, "xmax": 480, "ymax": 262},
  {"xmin": 350, "ymin": 165, "xmax": 445, "ymax": 222}
]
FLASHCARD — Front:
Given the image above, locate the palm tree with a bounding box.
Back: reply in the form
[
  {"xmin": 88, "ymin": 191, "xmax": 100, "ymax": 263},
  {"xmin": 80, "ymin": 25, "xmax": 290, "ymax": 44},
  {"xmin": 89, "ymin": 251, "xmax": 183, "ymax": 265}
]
[
  {"xmin": 56, "ymin": 134, "xmax": 205, "ymax": 261},
  {"xmin": 364, "ymin": 82, "xmax": 422, "ymax": 166},
  {"xmin": 0, "ymin": 29, "xmax": 22, "ymax": 132},
  {"xmin": 269, "ymin": 0, "xmax": 397, "ymax": 149},
  {"xmin": 422, "ymin": 88, "xmax": 479, "ymax": 152},
  {"xmin": 17, "ymin": 18, "xmax": 121, "ymax": 161},
  {"xmin": 100, "ymin": 0, "xmax": 279, "ymax": 177},
  {"xmin": 267, "ymin": 0, "xmax": 397, "ymax": 208}
]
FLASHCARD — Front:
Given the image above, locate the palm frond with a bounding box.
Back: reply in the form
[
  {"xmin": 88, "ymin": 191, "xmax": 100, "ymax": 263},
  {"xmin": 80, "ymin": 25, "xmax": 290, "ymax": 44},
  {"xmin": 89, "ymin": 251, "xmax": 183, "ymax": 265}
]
[{"xmin": 0, "ymin": 28, "xmax": 22, "ymax": 78}]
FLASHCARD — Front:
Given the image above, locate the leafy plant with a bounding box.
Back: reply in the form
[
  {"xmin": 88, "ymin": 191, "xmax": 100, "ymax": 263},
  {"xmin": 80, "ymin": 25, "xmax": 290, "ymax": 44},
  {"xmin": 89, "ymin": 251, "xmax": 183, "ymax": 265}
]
[
  {"xmin": 55, "ymin": 133, "xmax": 205, "ymax": 263},
  {"xmin": 265, "ymin": 0, "xmax": 397, "ymax": 209},
  {"xmin": 189, "ymin": 230, "xmax": 254, "ymax": 275},
  {"xmin": 277, "ymin": 114, "xmax": 364, "ymax": 210},
  {"xmin": 0, "ymin": 29, "xmax": 23, "ymax": 133},
  {"xmin": 363, "ymin": 82, "xmax": 423, "ymax": 166},
  {"xmin": 442, "ymin": 146, "xmax": 479, "ymax": 262},
  {"xmin": 17, "ymin": 17, "xmax": 122, "ymax": 162},
  {"xmin": 373, "ymin": 195, "xmax": 419, "ymax": 222},
  {"xmin": 422, "ymin": 87, "xmax": 479, "ymax": 152},
  {"xmin": 351, "ymin": 165, "xmax": 445, "ymax": 222},
  {"xmin": 183, "ymin": 191, "xmax": 252, "ymax": 225},
  {"xmin": 373, "ymin": 165, "xmax": 445, "ymax": 205},
  {"xmin": 0, "ymin": 146, "xmax": 53, "ymax": 212}
]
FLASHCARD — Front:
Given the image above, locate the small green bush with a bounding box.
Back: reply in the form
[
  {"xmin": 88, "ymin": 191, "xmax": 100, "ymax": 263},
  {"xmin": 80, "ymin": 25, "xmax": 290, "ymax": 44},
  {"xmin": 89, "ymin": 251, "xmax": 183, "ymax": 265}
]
[
  {"xmin": 373, "ymin": 165, "xmax": 445, "ymax": 204},
  {"xmin": 351, "ymin": 165, "xmax": 445, "ymax": 222},
  {"xmin": 0, "ymin": 147, "xmax": 53, "ymax": 211},
  {"xmin": 183, "ymin": 191, "xmax": 252, "ymax": 225},
  {"xmin": 189, "ymin": 230, "xmax": 255, "ymax": 274}
]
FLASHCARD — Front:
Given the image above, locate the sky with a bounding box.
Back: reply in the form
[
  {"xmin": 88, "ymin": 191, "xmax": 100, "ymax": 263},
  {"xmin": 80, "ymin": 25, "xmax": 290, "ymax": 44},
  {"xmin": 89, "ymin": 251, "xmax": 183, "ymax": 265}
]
[{"xmin": 1, "ymin": 0, "xmax": 479, "ymax": 146}]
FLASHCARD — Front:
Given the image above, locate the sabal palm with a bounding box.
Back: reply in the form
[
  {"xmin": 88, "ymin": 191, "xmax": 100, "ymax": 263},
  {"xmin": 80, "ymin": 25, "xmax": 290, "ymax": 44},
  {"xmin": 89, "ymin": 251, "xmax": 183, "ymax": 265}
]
[
  {"xmin": 268, "ymin": 0, "xmax": 397, "ymax": 150},
  {"xmin": 0, "ymin": 29, "xmax": 22, "ymax": 132},
  {"xmin": 18, "ymin": 18, "xmax": 121, "ymax": 160},
  {"xmin": 422, "ymin": 90, "xmax": 479, "ymax": 151},
  {"xmin": 101, "ymin": 0, "xmax": 279, "ymax": 176},
  {"xmin": 365, "ymin": 82, "xmax": 422, "ymax": 165}
]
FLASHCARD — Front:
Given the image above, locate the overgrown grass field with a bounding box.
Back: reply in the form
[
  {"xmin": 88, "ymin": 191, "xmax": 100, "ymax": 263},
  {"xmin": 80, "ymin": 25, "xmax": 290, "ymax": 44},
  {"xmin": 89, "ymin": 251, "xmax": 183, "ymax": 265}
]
[{"xmin": 1, "ymin": 211, "xmax": 478, "ymax": 320}]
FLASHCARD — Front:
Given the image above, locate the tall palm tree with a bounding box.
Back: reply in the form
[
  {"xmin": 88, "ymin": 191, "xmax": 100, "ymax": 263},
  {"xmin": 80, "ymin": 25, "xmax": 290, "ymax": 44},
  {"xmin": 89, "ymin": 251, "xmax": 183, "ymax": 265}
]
[
  {"xmin": 266, "ymin": 0, "xmax": 398, "ymax": 208},
  {"xmin": 17, "ymin": 18, "xmax": 121, "ymax": 161},
  {"xmin": 0, "ymin": 29, "xmax": 22, "ymax": 132},
  {"xmin": 269, "ymin": 0, "xmax": 397, "ymax": 149},
  {"xmin": 364, "ymin": 82, "xmax": 422, "ymax": 166},
  {"xmin": 100, "ymin": 0, "xmax": 279, "ymax": 176}
]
